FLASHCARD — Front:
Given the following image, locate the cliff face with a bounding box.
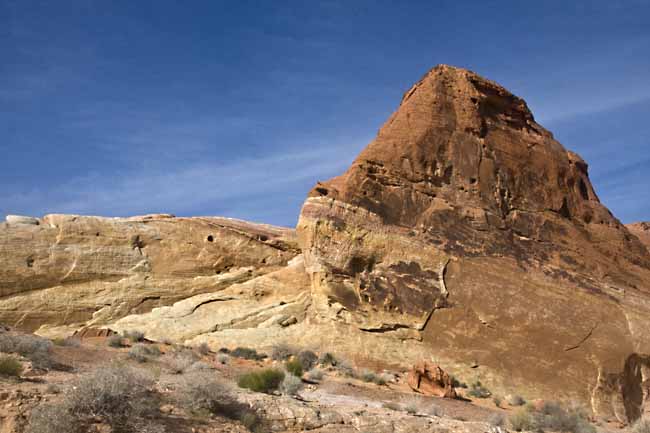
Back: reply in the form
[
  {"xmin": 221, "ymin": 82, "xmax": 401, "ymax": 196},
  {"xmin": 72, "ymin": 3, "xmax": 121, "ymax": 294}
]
[
  {"xmin": 297, "ymin": 65, "xmax": 650, "ymax": 422},
  {"xmin": 628, "ymin": 222, "xmax": 650, "ymax": 252},
  {"xmin": 1, "ymin": 65, "xmax": 649, "ymax": 423}
]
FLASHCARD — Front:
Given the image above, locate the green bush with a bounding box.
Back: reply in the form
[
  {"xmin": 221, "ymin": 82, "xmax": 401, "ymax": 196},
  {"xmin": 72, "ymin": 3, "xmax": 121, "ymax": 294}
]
[
  {"xmin": 0, "ymin": 355, "xmax": 23, "ymax": 377},
  {"xmin": 238, "ymin": 369, "xmax": 285, "ymax": 394},
  {"xmin": 285, "ymin": 359, "xmax": 303, "ymax": 377},
  {"xmin": 0, "ymin": 333, "xmax": 53, "ymax": 369}
]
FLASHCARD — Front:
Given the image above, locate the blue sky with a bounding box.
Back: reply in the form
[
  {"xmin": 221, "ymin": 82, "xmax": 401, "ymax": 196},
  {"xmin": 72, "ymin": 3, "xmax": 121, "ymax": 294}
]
[{"xmin": 1, "ymin": 1, "xmax": 649, "ymax": 227}]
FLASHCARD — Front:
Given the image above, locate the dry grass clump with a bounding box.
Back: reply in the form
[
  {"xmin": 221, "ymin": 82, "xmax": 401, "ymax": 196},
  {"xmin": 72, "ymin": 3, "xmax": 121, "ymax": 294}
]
[
  {"xmin": 27, "ymin": 365, "xmax": 162, "ymax": 433},
  {"xmin": 178, "ymin": 372, "xmax": 265, "ymax": 432},
  {"xmin": 107, "ymin": 334, "xmax": 124, "ymax": 348},
  {"xmin": 230, "ymin": 347, "xmax": 266, "ymax": 361},
  {"xmin": 280, "ymin": 373, "xmax": 303, "ymax": 395},
  {"xmin": 51, "ymin": 337, "xmax": 81, "ymax": 347},
  {"xmin": 467, "ymin": 380, "xmax": 491, "ymax": 398},
  {"xmin": 238, "ymin": 368, "xmax": 285, "ymax": 394},
  {"xmin": 128, "ymin": 343, "xmax": 161, "ymax": 363},
  {"xmin": 318, "ymin": 352, "xmax": 337, "ymax": 367},
  {"xmin": 507, "ymin": 394, "xmax": 526, "ymax": 406},
  {"xmin": 0, "ymin": 333, "xmax": 54, "ymax": 369},
  {"xmin": 509, "ymin": 401, "xmax": 595, "ymax": 433},
  {"xmin": 0, "ymin": 355, "xmax": 23, "ymax": 377},
  {"xmin": 296, "ymin": 350, "xmax": 318, "ymax": 370},
  {"xmin": 196, "ymin": 342, "xmax": 211, "ymax": 355},
  {"xmin": 271, "ymin": 343, "xmax": 296, "ymax": 361},
  {"xmin": 488, "ymin": 413, "xmax": 506, "ymax": 427},
  {"xmin": 305, "ymin": 368, "xmax": 324, "ymax": 382},
  {"xmin": 163, "ymin": 350, "xmax": 196, "ymax": 374},
  {"xmin": 122, "ymin": 329, "xmax": 146, "ymax": 342}
]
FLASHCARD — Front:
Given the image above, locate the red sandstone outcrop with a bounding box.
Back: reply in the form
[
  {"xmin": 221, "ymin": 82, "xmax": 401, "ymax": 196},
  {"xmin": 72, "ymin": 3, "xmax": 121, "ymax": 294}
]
[
  {"xmin": 407, "ymin": 362, "xmax": 457, "ymax": 398},
  {"xmin": 297, "ymin": 65, "xmax": 650, "ymax": 423}
]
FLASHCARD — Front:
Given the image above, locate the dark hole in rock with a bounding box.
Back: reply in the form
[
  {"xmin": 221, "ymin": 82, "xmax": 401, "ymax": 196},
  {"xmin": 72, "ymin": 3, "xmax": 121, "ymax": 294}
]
[
  {"xmin": 315, "ymin": 187, "xmax": 329, "ymax": 196},
  {"xmin": 257, "ymin": 235, "xmax": 268, "ymax": 242},
  {"xmin": 95, "ymin": 232, "xmax": 100, "ymax": 236},
  {"xmin": 26, "ymin": 257, "xmax": 34, "ymax": 268},
  {"xmin": 469, "ymin": 178, "xmax": 477, "ymax": 184},
  {"xmin": 207, "ymin": 235, "xmax": 214, "ymax": 242},
  {"xmin": 558, "ymin": 198, "xmax": 571, "ymax": 219}
]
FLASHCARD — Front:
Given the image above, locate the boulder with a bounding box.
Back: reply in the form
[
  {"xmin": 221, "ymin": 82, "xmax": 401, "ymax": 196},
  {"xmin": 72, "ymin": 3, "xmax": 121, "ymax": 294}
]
[
  {"xmin": 407, "ymin": 361, "xmax": 457, "ymax": 398},
  {"xmin": 5, "ymin": 215, "xmax": 39, "ymax": 225}
]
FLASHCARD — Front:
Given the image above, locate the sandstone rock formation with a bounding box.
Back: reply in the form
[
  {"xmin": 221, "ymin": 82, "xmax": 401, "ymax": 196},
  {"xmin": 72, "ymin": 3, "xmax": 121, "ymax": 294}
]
[
  {"xmin": 0, "ymin": 213, "xmax": 298, "ymax": 333},
  {"xmin": 407, "ymin": 362, "xmax": 457, "ymax": 398},
  {"xmin": 1, "ymin": 65, "xmax": 649, "ymax": 424},
  {"xmin": 628, "ymin": 222, "xmax": 650, "ymax": 252},
  {"xmin": 297, "ymin": 65, "xmax": 650, "ymax": 422}
]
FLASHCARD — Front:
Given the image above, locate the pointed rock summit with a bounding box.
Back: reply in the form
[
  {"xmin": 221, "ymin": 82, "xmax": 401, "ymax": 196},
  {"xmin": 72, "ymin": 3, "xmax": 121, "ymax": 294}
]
[{"xmin": 298, "ymin": 65, "xmax": 650, "ymax": 422}]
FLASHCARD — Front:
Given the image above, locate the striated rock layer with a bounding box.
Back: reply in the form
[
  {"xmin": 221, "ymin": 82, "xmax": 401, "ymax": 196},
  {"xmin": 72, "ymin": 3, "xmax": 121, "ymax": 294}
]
[
  {"xmin": 0, "ymin": 213, "xmax": 298, "ymax": 333},
  {"xmin": 297, "ymin": 65, "xmax": 650, "ymax": 422},
  {"xmin": 1, "ymin": 65, "xmax": 649, "ymax": 423}
]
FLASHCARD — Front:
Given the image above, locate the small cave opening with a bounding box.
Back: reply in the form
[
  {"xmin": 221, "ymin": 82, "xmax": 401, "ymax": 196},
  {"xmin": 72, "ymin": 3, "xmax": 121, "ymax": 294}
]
[
  {"xmin": 26, "ymin": 257, "xmax": 34, "ymax": 268},
  {"xmin": 206, "ymin": 235, "xmax": 214, "ymax": 242},
  {"xmin": 257, "ymin": 234, "xmax": 268, "ymax": 242}
]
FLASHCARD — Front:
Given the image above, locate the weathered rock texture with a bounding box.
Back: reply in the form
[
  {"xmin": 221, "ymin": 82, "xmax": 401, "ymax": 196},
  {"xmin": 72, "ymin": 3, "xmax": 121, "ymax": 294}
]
[
  {"xmin": 407, "ymin": 362, "xmax": 457, "ymax": 398},
  {"xmin": 0, "ymin": 213, "xmax": 298, "ymax": 333},
  {"xmin": 628, "ymin": 222, "xmax": 650, "ymax": 252},
  {"xmin": 1, "ymin": 65, "xmax": 649, "ymax": 424},
  {"xmin": 297, "ymin": 65, "xmax": 650, "ymax": 423}
]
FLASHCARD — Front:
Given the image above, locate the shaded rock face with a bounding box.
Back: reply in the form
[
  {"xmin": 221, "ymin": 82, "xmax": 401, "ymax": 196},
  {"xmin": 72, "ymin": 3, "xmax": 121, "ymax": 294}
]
[
  {"xmin": 297, "ymin": 65, "xmax": 650, "ymax": 422},
  {"xmin": 0, "ymin": 214, "xmax": 298, "ymax": 332}
]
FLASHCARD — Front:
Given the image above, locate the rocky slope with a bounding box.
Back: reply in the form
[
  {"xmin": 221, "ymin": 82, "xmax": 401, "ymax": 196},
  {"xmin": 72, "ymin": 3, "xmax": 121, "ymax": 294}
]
[
  {"xmin": 1, "ymin": 65, "xmax": 649, "ymax": 424},
  {"xmin": 628, "ymin": 222, "xmax": 650, "ymax": 252}
]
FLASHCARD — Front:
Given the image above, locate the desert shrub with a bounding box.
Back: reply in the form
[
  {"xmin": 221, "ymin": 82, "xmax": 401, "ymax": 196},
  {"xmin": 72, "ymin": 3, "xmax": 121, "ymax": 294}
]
[
  {"xmin": 107, "ymin": 334, "xmax": 124, "ymax": 348},
  {"xmin": 402, "ymin": 398, "xmax": 419, "ymax": 414},
  {"xmin": 450, "ymin": 375, "xmax": 465, "ymax": 388},
  {"xmin": 0, "ymin": 333, "xmax": 53, "ymax": 369},
  {"xmin": 28, "ymin": 365, "xmax": 158, "ymax": 433},
  {"xmin": 280, "ymin": 373, "xmax": 303, "ymax": 395},
  {"xmin": 533, "ymin": 401, "xmax": 595, "ymax": 433},
  {"xmin": 318, "ymin": 352, "xmax": 337, "ymax": 367},
  {"xmin": 123, "ymin": 329, "xmax": 145, "ymax": 342},
  {"xmin": 336, "ymin": 358, "xmax": 355, "ymax": 377},
  {"xmin": 231, "ymin": 347, "xmax": 265, "ymax": 360},
  {"xmin": 189, "ymin": 361, "xmax": 212, "ymax": 371},
  {"xmin": 238, "ymin": 369, "xmax": 285, "ymax": 394},
  {"xmin": 507, "ymin": 394, "xmax": 526, "ymax": 406},
  {"xmin": 359, "ymin": 369, "xmax": 386, "ymax": 384},
  {"xmin": 296, "ymin": 350, "xmax": 318, "ymax": 370},
  {"xmin": 509, "ymin": 408, "xmax": 536, "ymax": 432},
  {"xmin": 0, "ymin": 355, "xmax": 23, "ymax": 377},
  {"xmin": 305, "ymin": 368, "xmax": 324, "ymax": 382},
  {"xmin": 128, "ymin": 343, "xmax": 160, "ymax": 363},
  {"xmin": 285, "ymin": 359, "xmax": 303, "ymax": 377},
  {"xmin": 179, "ymin": 371, "xmax": 238, "ymax": 415},
  {"xmin": 52, "ymin": 337, "xmax": 80, "ymax": 347},
  {"xmin": 468, "ymin": 380, "xmax": 491, "ymax": 398},
  {"xmin": 196, "ymin": 342, "xmax": 211, "ymax": 355},
  {"xmin": 489, "ymin": 413, "xmax": 506, "ymax": 427},
  {"xmin": 271, "ymin": 343, "xmax": 295, "ymax": 361},
  {"xmin": 27, "ymin": 402, "xmax": 79, "ymax": 433},
  {"xmin": 632, "ymin": 418, "xmax": 650, "ymax": 433},
  {"xmin": 217, "ymin": 353, "xmax": 229, "ymax": 364},
  {"xmin": 164, "ymin": 351, "xmax": 195, "ymax": 374},
  {"xmin": 493, "ymin": 395, "xmax": 503, "ymax": 407},
  {"xmin": 45, "ymin": 383, "xmax": 60, "ymax": 394}
]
